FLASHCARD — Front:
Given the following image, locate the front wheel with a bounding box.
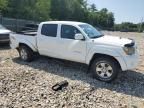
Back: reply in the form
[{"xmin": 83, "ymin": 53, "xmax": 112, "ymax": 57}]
[
  {"xmin": 91, "ymin": 57, "xmax": 120, "ymax": 82},
  {"xmin": 18, "ymin": 46, "xmax": 34, "ymax": 62}
]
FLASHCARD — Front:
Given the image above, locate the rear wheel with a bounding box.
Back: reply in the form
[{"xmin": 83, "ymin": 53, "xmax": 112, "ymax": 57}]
[
  {"xmin": 91, "ymin": 57, "xmax": 120, "ymax": 82},
  {"xmin": 18, "ymin": 46, "xmax": 34, "ymax": 62}
]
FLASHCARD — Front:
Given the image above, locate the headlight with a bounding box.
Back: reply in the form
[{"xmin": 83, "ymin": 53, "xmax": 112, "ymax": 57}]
[{"xmin": 123, "ymin": 46, "xmax": 135, "ymax": 55}]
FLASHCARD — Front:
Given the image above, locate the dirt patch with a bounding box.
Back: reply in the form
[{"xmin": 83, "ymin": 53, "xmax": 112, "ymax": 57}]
[{"xmin": 0, "ymin": 32, "xmax": 144, "ymax": 108}]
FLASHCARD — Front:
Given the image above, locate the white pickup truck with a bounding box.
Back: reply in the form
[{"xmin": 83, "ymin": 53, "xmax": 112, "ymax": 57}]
[{"xmin": 10, "ymin": 21, "xmax": 139, "ymax": 82}]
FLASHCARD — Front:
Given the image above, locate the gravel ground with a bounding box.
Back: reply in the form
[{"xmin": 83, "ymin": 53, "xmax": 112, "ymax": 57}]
[{"xmin": 0, "ymin": 31, "xmax": 144, "ymax": 108}]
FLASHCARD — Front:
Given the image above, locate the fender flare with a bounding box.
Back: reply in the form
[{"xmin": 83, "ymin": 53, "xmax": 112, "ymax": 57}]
[
  {"xmin": 86, "ymin": 47, "xmax": 121, "ymax": 65},
  {"xmin": 18, "ymin": 39, "xmax": 37, "ymax": 52}
]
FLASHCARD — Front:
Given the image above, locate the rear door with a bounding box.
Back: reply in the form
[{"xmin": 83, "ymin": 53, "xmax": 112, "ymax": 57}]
[{"xmin": 37, "ymin": 24, "xmax": 60, "ymax": 57}]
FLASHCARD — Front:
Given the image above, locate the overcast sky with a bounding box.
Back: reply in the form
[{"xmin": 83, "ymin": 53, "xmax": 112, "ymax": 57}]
[{"xmin": 88, "ymin": 0, "xmax": 144, "ymax": 24}]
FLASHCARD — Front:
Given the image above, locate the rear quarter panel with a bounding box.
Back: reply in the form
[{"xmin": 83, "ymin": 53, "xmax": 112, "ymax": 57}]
[{"xmin": 10, "ymin": 33, "xmax": 37, "ymax": 52}]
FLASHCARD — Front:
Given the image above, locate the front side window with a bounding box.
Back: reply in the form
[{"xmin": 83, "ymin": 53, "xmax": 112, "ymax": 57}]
[
  {"xmin": 41, "ymin": 24, "xmax": 57, "ymax": 37},
  {"xmin": 61, "ymin": 25, "xmax": 81, "ymax": 39}
]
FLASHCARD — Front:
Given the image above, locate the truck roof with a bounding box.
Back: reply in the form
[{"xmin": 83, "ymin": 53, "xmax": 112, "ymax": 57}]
[{"xmin": 41, "ymin": 21, "xmax": 86, "ymax": 26}]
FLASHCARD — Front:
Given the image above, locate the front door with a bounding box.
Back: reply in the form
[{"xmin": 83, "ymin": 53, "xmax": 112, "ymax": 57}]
[{"xmin": 59, "ymin": 24, "xmax": 87, "ymax": 63}]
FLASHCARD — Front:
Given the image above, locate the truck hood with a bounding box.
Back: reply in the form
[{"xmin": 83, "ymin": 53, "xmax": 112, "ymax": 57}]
[
  {"xmin": 92, "ymin": 35, "xmax": 133, "ymax": 47},
  {"xmin": 0, "ymin": 29, "xmax": 11, "ymax": 34}
]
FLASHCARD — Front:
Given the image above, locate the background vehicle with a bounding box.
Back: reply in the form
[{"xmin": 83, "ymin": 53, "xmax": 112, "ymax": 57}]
[
  {"xmin": 0, "ymin": 24, "xmax": 11, "ymax": 44},
  {"xmin": 10, "ymin": 21, "xmax": 139, "ymax": 82}
]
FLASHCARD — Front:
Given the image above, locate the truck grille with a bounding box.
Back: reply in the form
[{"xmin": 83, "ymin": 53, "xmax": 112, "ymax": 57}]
[{"xmin": 0, "ymin": 34, "xmax": 9, "ymax": 40}]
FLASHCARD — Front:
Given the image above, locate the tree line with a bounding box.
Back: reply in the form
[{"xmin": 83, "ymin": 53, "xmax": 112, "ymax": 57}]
[
  {"xmin": 114, "ymin": 22, "xmax": 144, "ymax": 32},
  {"xmin": 0, "ymin": 0, "xmax": 143, "ymax": 32},
  {"xmin": 0, "ymin": 0, "xmax": 114, "ymax": 29}
]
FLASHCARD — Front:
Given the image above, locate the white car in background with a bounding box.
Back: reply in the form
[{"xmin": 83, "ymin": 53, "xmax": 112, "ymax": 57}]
[{"xmin": 0, "ymin": 24, "xmax": 11, "ymax": 44}]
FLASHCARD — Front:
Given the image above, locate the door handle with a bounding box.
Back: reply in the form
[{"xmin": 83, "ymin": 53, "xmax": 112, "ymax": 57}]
[
  {"xmin": 59, "ymin": 41, "xmax": 64, "ymax": 44},
  {"xmin": 73, "ymin": 51, "xmax": 81, "ymax": 54}
]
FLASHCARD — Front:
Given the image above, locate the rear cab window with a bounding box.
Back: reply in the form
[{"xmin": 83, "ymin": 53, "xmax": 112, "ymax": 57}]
[{"xmin": 41, "ymin": 24, "xmax": 58, "ymax": 37}]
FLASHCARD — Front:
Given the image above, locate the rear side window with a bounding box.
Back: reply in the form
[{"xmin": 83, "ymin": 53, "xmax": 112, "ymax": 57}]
[
  {"xmin": 61, "ymin": 25, "xmax": 81, "ymax": 39},
  {"xmin": 41, "ymin": 24, "xmax": 58, "ymax": 37}
]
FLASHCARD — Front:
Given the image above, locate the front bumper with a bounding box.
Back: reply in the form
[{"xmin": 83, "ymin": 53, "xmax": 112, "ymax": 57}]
[
  {"xmin": 0, "ymin": 39, "xmax": 10, "ymax": 43},
  {"xmin": 116, "ymin": 51, "xmax": 139, "ymax": 71},
  {"xmin": 0, "ymin": 34, "xmax": 10, "ymax": 43},
  {"xmin": 123, "ymin": 53, "xmax": 139, "ymax": 70}
]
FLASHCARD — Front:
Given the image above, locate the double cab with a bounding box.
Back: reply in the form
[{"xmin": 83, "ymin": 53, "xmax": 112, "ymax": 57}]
[{"xmin": 10, "ymin": 21, "xmax": 139, "ymax": 82}]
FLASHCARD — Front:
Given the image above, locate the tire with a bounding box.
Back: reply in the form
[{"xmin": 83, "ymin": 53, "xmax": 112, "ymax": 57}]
[
  {"xmin": 90, "ymin": 57, "xmax": 120, "ymax": 82},
  {"xmin": 18, "ymin": 45, "xmax": 34, "ymax": 62}
]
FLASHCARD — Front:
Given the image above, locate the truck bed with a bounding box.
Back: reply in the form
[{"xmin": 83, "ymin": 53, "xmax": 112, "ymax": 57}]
[{"xmin": 10, "ymin": 32, "xmax": 38, "ymax": 52}]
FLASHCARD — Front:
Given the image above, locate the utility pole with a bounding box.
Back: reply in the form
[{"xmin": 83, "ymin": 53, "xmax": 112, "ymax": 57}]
[
  {"xmin": 0, "ymin": 12, "xmax": 1, "ymax": 24},
  {"xmin": 139, "ymin": 17, "xmax": 143, "ymax": 32}
]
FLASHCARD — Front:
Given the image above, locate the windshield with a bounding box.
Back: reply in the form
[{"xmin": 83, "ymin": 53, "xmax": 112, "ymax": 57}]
[
  {"xmin": 79, "ymin": 24, "xmax": 104, "ymax": 38},
  {"xmin": 0, "ymin": 24, "xmax": 6, "ymax": 29}
]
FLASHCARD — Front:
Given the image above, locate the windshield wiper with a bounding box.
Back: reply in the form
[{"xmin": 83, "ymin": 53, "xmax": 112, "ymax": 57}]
[
  {"xmin": 91, "ymin": 34, "xmax": 104, "ymax": 39},
  {"xmin": 97, "ymin": 34, "xmax": 104, "ymax": 37}
]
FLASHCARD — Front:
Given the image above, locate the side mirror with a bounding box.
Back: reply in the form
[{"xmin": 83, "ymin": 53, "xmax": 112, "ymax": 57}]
[{"xmin": 75, "ymin": 33, "xmax": 84, "ymax": 40}]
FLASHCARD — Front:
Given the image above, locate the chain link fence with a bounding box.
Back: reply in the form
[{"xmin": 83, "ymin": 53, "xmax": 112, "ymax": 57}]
[{"xmin": 0, "ymin": 15, "xmax": 38, "ymax": 32}]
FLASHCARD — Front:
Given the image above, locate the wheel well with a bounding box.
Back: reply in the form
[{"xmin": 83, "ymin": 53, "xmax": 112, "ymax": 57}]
[
  {"xmin": 89, "ymin": 53, "xmax": 122, "ymax": 70},
  {"xmin": 17, "ymin": 43, "xmax": 33, "ymax": 51}
]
